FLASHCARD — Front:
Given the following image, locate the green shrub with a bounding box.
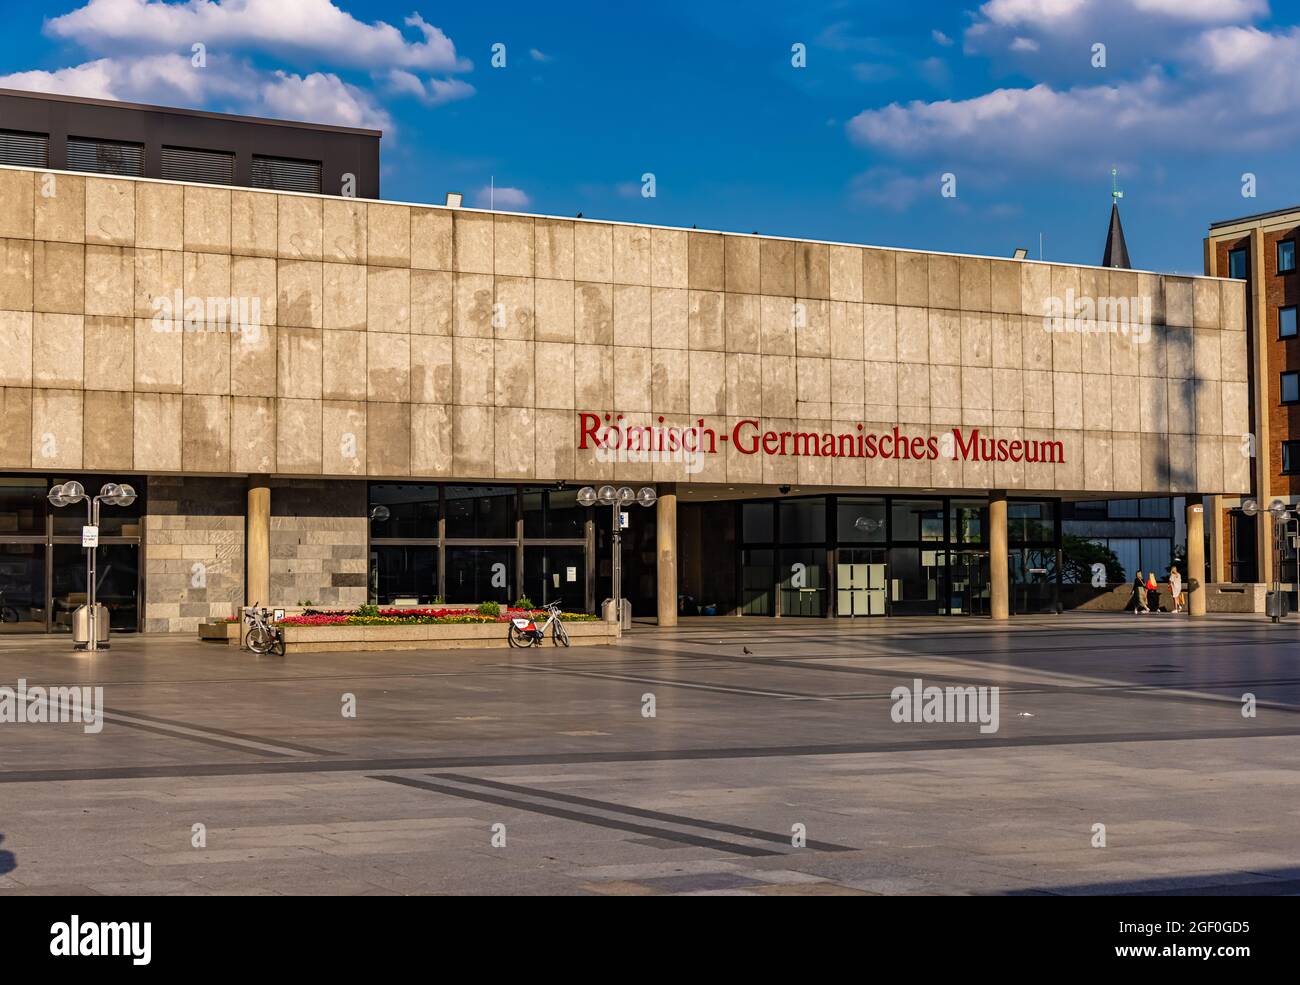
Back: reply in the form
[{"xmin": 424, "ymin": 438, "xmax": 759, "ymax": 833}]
[
  {"xmin": 513, "ymin": 596, "xmax": 534, "ymax": 610},
  {"xmin": 357, "ymin": 602, "xmax": 380, "ymax": 618},
  {"xmin": 476, "ymin": 601, "xmax": 501, "ymax": 617}
]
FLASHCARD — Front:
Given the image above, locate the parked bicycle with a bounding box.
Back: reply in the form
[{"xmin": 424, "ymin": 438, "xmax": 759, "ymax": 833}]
[
  {"xmin": 507, "ymin": 600, "xmax": 570, "ymax": 648},
  {"xmin": 243, "ymin": 603, "xmax": 285, "ymax": 655}
]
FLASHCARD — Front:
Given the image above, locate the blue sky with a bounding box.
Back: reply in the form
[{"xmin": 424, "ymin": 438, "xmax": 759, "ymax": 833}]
[{"xmin": 1, "ymin": 0, "xmax": 1297, "ymax": 273}]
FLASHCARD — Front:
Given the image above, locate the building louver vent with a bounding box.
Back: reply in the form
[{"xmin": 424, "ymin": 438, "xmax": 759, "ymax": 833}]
[
  {"xmin": 250, "ymin": 154, "xmax": 322, "ymax": 194},
  {"xmin": 66, "ymin": 137, "xmax": 145, "ymax": 177},
  {"xmin": 0, "ymin": 129, "xmax": 49, "ymax": 168},
  {"xmin": 161, "ymin": 145, "xmax": 235, "ymax": 186}
]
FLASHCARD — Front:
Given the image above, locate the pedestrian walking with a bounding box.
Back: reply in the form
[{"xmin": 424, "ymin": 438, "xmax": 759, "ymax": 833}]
[
  {"xmin": 1146, "ymin": 570, "xmax": 1160, "ymax": 612},
  {"xmin": 1169, "ymin": 566, "xmax": 1183, "ymax": 613},
  {"xmin": 1132, "ymin": 570, "xmax": 1149, "ymax": 614}
]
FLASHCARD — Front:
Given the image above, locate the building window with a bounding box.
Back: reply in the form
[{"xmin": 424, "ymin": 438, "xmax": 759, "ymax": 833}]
[
  {"xmin": 0, "ymin": 129, "xmax": 49, "ymax": 168},
  {"xmin": 1280, "ymin": 240, "xmax": 1296, "ymax": 274},
  {"xmin": 66, "ymin": 137, "xmax": 145, "ymax": 177},
  {"xmin": 251, "ymin": 154, "xmax": 323, "ymax": 194},
  {"xmin": 161, "ymin": 145, "xmax": 235, "ymax": 186},
  {"xmin": 1282, "ymin": 306, "xmax": 1298, "ymax": 339},
  {"xmin": 1009, "ymin": 501, "xmax": 1056, "ymax": 545},
  {"xmin": 1284, "ymin": 372, "xmax": 1300, "ymax": 405},
  {"xmin": 1284, "ymin": 441, "xmax": 1300, "ymax": 475},
  {"xmin": 1228, "ymin": 247, "xmax": 1248, "ymax": 279}
]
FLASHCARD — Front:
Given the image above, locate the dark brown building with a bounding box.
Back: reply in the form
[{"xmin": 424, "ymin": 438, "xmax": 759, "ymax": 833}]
[{"xmin": 0, "ymin": 88, "xmax": 380, "ymax": 197}]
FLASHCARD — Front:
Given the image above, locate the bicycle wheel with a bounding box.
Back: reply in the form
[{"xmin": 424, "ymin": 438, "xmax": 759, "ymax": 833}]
[
  {"xmin": 271, "ymin": 631, "xmax": 286, "ymax": 656},
  {"xmin": 553, "ymin": 621, "xmax": 570, "ymax": 647},
  {"xmin": 0, "ymin": 606, "xmax": 18, "ymax": 623},
  {"xmin": 508, "ymin": 624, "xmax": 534, "ymax": 648},
  {"xmin": 246, "ymin": 624, "xmax": 273, "ymax": 654}
]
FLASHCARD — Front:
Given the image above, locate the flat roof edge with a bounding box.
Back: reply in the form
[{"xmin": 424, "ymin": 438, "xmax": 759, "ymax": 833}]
[
  {"xmin": 0, "ymin": 87, "xmax": 382, "ymax": 138},
  {"xmin": 0, "ymin": 162, "xmax": 1236, "ymax": 281}
]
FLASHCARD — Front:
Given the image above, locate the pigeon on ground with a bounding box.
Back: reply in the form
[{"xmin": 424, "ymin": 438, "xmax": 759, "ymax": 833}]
[{"xmin": 742, "ymin": 646, "xmax": 753, "ymax": 654}]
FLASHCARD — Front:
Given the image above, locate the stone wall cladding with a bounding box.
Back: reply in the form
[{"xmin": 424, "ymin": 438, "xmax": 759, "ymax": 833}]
[
  {"xmin": 0, "ymin": 163, "xmax": 1252, "ymax": 497},
  {"xmin": 143, "ymin": 475, "xmax": 245, "ymax": 633},
  {"xmin": 269, "ymin": 479, "xmax": 367, "ymax": 608}
]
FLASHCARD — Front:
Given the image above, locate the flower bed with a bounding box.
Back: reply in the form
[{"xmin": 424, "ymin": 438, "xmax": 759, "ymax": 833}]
[{"xmin": 279, "ymin": 606, "xmax": 600, "ymax": 627}]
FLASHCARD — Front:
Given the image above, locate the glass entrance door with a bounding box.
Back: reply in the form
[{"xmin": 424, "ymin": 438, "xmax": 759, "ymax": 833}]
[
  {"xmin": 1011, "ymin": 548, "xmax": 1059, "ymax": 614},
  {"xmin": 836, "ymin": 548, "xmax": 887, "ymax": 616},
  {"xmin": 0, "ymin": 476, "xmax": 143, "ymax": 633},
  {"xmin": 950, "ymin": 550, "xmax": 990, "ymax": 616}
]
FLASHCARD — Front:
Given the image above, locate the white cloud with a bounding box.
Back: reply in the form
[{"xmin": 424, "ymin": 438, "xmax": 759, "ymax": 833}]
[
  {"xmin": 529, "ymin": 48, "xmax": 553, "ymax": 63},
  {"xmin": 932, "ymin": 30, "xmax": 954, "ymax": 47},
  {"xmin": 1009, "ymin": 36, "xmax": 1040, "ymax": 52},
  {"xmin": 0, "ymin": 54, "xmax": 391, "ymax": 131},
  {"xmin": 46, "ymin": 0, "xmax": 471, "ymax": 72},
  {"xmin": 977, "ymin": 0, "xmax": 1088, "ymax": 29},
  {"xmin": 384, "ymin": 69, "xmax": 475, "ymax": 106},
  {"xmin": 258, "ymin": 70, "xmax": 391, "ymax": 129},
  {"xmin": 1130, "ymin": 0, "xmax": 1268, "ymax": 21},
  {"xmin": 472, "ymin": 185, "xmax": 530, "ymax": 210}
]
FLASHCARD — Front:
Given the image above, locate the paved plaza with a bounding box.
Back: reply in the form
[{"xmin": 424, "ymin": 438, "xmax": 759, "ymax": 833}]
[{"xmin": 0, "ymin": 614, "xmax": 1298, "ymax": 896}]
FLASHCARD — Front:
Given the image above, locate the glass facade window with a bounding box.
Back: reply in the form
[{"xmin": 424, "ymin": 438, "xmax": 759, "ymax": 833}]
[
  {"xmin": 368, "ymin": 485, "xmax": 438, "ymax": 539},
  {"xmin": 51, "ymin": 542, "xmax": 139, "ymax": 632},
  {"xmin": 1138, "ymin": 497, "xmax": 1171, "ymax": 519},
  {"xmin": 779, "ymin": 499, "xmax": 825, "ymax": 542},
  {"xmin": 369, "ymin": 545, "xmax": 437, "ymax": 605},
  {"xmin": 1228, "ymin": 248, "xmax": 1248, "ymax": 279},
  {"xmin": 741, "ymin": 502, "xmax": 774, "ymax": 543},
  {"xmin": 740, "ymin": 548, "xmax": 774, "ymax": 615},
  {"xmin": 1284, "ymin": 372, "xmax": 1300, "ymax": 405},
  {"xmin": 445, "ymin": 546, "xmax": 514, "ymax": 603},
  {"xmin": 445, "ymin": 486, "xmax": 517, "ymax": 539},
  {"xmin": 950, "ymin": 500, "xmax": 987, "ymax": 544},
  {"xmin": 0, "ymin": 479, "xmax": 47, "ymax": 536},
  {"xmin": 1281, "ymin": 306, "xmax": 1297, "ymax": 339},
  {"xmin": 837, "ymin": 498, "xmax": 885, "ymax": 543},
  {"xmin": 888, "ymin": 547, "xmax": 947, "ymax": 615},
  {"xmin": 0, "ymin": 543, "xmax": 45, "ymax": 633},
  {"xmin": 1009, "ymin": 502, "xmax": 1055, "ymax": 544},
  {"xmin": 892, "ymin": 499, "xmax": 944, "ymax": 542},
  {"xmin": 1280, "ymin": 240, "xmax": 1296, "ymax": 274},
  {"xmin": 522, "ymin": 487, "xmax": 586, "ymax": 539},
  {"xmin": 523, "ymin": 545, "xmax": 585, "ymax": 607},
  {"xmin": 778, "ymin": 548, "xmax": 826, "ymax": 616}
]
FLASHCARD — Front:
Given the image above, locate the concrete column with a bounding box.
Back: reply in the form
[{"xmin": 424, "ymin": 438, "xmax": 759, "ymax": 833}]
[
  {"xmin": 246, "ymin": 477, "xmax": 270, "ymax": 607},
  {"xmin": 1207, "ymin": 494, "xmax": 1225, "ymax": 584},
  {"xmin": 1187, "ymin": 496, "xmax": 1206, "ymax": 617},
  {"xmin": 990, "ymin": 490, "xmax": 1009, "ymax": 621},
  {"xmin": 656, "ymin": 484, "xmax": 678, "ymax": 627}
]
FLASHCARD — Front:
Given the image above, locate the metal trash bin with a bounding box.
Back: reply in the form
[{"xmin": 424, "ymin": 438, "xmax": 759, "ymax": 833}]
[
  {"xmin": 601, "ymin": 597, "xmax": 632, "ymax": 630},
  {"xmin": 1266, "ymin": 592, "xmax": 1291, "ymax": 619},
  {"xmin": 72, "ymin": 603, "xmax": 110, "ymax": 649}
]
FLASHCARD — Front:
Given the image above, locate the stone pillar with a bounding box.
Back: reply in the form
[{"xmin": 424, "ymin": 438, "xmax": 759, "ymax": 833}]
[
  {"xmin": 1207, "ymin": 494, "xmax": 1225, "ymax": 584},
  {"xmin": 990, "ymin": 490, "xmax": 1009, "ymax": 621},
  {"xmin": 1187, "ymin": 496, "xmax": 1206, "ymax": 617},
  {"xmin": 246, "ymin": 477, "xmax": 270, "ymax": 607},
  {"xmin": 656, "ymin": 484, "xmax": 678, "ymax": 627}
]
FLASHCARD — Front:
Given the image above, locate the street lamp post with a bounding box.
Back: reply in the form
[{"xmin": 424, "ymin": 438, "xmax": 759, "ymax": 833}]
[
  {"xmin": 577, "ymin": 485, "xmax": 657, "ymax": 625},
  {"xmin": 1241, "ymin": 498, "xmax": 1297, "ymax": 623},
  {"xmin": 47, "ymin": 480, "xmax": 138, "ymax": 650}
]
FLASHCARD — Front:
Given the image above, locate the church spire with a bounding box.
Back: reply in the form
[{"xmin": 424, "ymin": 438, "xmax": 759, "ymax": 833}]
[{"xmin": 1101, "ymin": 167, "xmax": 1131, "ymax": 269}]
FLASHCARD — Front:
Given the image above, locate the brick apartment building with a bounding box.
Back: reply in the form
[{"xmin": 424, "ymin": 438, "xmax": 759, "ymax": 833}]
[{"xmin": 1205, "ymin": 208, "xmax": 1300, "ymax": 594}]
